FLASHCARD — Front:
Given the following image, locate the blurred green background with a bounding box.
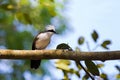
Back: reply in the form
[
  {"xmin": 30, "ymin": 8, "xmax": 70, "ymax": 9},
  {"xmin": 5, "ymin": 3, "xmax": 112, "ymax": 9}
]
[{"xmin": 0, "ymin": 0, "xmax": 69, "ymax": 80}]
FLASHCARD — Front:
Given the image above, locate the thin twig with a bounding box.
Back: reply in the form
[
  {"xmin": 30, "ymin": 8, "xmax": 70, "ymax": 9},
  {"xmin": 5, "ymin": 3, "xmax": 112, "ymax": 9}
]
[
  {"xmin": 86, "ymin": 41, "xmax": 91, "ymax": 51},
  {"xmin": 92, "ymin": 44, "xmax": 100, "ymax": 51}
]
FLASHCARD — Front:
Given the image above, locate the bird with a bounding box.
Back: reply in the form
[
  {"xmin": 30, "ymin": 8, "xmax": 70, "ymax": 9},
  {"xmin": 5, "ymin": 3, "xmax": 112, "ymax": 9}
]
[{"xmin": 31, "ymin": 25, "xmax": 57, "ymax": 69}]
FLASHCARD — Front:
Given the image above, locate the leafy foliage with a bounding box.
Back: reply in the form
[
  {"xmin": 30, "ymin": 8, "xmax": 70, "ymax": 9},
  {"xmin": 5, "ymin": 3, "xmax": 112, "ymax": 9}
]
[
  {"xmin": 96, "ymin": 64, "xmax": 104, "ymax": 68},
  {"xmin": 56, "ymin": 43, "xmax": 100, "ymax": 79},
  {"xmin": 100, "ymin": 73, "xmax": 108, "ymax": 80},
  {"xmin": 116, "ymin": 74, "xmax": 120, "ymax": 79},
  {"xmin": 85, "ymin": 60, "xmax": 100, "ymax": 76},
  {"xmin": 82, "ymin": 74, "xmax": 89, "ymax": 80},
  {"xmin": 91, "ymin": 30, "xmax": 99, "ymax": 42},
  {"xmin": 56, "ymin": 43, "xmax": 73, "ymax": 51},
  {"xmin": 56, "ymin": 43, "xmax": 81, "ymax": 79},
  {"xmin": 55, "ymin": 60, "xmax": 80, "ymax": 79},
  {"xmin": 115, "ymin": 65, "xmax": 120, "ymax": 73},
  {"xmin": 0, "ymin": 0, "xmax": 68, "ymax": 80},
  {"xmin": 78, "ymin": 36, "xmax": 85, "ymax": 45},
  {"xmin": 55, "ymin": 30, "xmax": 113, "ymax": 79},
  {"xmin": 91, "ymin": 30, "xmax": 111, "ymax": 50},
  {"xmin": 101, "ymin": 40, "xmax": 111, "ymax": 49}
]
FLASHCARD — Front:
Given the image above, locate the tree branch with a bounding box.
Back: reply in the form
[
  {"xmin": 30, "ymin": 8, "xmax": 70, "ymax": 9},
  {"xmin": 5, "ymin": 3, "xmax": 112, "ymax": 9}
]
[{"xmin": 0, "ymin": 49, "xmax": 120, "ymax": 61}]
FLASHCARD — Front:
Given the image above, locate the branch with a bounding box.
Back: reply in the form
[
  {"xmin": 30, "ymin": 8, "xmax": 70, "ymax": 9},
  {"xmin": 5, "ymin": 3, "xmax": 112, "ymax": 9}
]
[{"xmin": 0, "ymin": 49, "xmax": 120, "ymax": 61}]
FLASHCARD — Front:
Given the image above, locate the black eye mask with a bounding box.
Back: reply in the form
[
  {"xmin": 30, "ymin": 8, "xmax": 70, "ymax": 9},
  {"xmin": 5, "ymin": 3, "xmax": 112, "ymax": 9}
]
[{"xmin": 47, "ymin": 30, "xmax": 57, "ymax": 33}]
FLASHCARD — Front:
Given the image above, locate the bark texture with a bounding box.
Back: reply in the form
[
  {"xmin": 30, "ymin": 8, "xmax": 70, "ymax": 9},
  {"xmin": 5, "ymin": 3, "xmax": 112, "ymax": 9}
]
[{"xmin": 0, "ymin": 49, "xmax": 119, "ymax": 61}]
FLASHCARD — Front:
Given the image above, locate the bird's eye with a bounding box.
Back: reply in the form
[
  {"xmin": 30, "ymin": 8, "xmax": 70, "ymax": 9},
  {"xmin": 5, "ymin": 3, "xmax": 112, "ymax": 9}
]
[
  {"xmin": 48, "ymin": 30, "xmax": 54, "ymax": 32},
  {"xmin": 47, "ymin": 29, "xmax": 57, "ymax": 33}
]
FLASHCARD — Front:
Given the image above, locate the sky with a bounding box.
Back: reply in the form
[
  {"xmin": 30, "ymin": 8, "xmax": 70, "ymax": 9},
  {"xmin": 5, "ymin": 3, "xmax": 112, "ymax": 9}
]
[
  {"xmin": 52, "ymin": 0, "xmax": 120, "ymax": 51},
  {"xmin": 50, "ymin": 0, "xmax": 120, "ymax": 80},
  {"xmin": 65, "ymin": 0, "xmax": 120, "ymax": 51},
  {"xmin": 68, "ymin": 0, "xmax": 120, "ymax": 79}
]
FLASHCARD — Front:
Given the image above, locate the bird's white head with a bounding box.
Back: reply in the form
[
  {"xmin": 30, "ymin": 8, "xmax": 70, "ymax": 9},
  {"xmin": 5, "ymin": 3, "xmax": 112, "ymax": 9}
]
[
  {"xmin": 45, "ymin": 25, "xmax": 57, "ymax": 36},
  {"xmin": 46, "ymin": 25, "xmax": 55, "ymax": 31}
]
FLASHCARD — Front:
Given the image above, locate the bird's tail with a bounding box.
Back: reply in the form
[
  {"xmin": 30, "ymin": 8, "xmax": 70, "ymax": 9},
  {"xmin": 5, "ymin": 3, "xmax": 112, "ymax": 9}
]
[{"xmin": 30, "ymin": 60, "xmax": 41, "ymax": 69}]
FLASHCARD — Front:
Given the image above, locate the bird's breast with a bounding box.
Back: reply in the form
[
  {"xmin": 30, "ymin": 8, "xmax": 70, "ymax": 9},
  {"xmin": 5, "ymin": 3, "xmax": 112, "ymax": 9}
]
[{"xmin": 35, "ymin": 33, "xmax": 50, "ymax": 49}]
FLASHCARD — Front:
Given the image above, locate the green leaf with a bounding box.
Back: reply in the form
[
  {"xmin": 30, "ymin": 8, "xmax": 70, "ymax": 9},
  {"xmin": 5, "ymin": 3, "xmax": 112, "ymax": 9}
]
[
  {"xmin": 56, "ymin": 43, "xmax": 73, "ymax": 51},
  {"xmin": 91, "ymin": 30, "xmax": 99, "ymax": 42},
  {"xmin": 50, "ymin": 0, "xmax": 54, "ymax": 2},
  {"xmin": 19, "ymin": 0, "xmax": 30, "ymax": 6},
  {"xmin": 78, "ymin": 36, "xmax": 85, "ymax": 45},
  {"xmin": 70, "ymin": 69, "xmax": 80, "ymax": 78},
  {"xmin": 0, "ymin": 3, "xmax": 16, "ymax": 11},
  {"xmin": 55, "ymin": 60, "xmax": 71, "ymax": 65},
  {"xmin": 97, "ymin": 64, "xmax": 104, "ymax": 68},
  {"xmin": 75, "ymin": 71, "xmax": 80, "ymax": 78},
  {"xmin": 100, "ymin": 73, "xmax": 108, "ymax": 80},
  {"xmin": 101, "ymin": 40, "xmax": 111, "ymax": 49},
  {"xmin": 82, "ymin": 74, "xmax": 89, "ymax": 80},
  {"xmin": 63, "ymin": 70, "xmax": 69, "ymax": 80},
  {"xmin": 15, "ymin": 12, "xmax": 32, "ymax": 24},
  {"xmin": 55, "ymin": 60, "xmax": 71, "ymax": 71},
  {"xmin": 23, "ymin": 13, "xmax": 32, "ymax": 24},
  {"xmin": 75, "ymin": 47, "xmax": 81, "ymax": 52},
  {"xmin": 115, "ymin": 65, "xmax": 120, "ymax": 72},
  {"xmin": 85, "ymin": 60, "xmax": 100, "ymax": 76},
  {"xmin": 116, "ymin": 74, "xmax": 120, "ymax": 79}
]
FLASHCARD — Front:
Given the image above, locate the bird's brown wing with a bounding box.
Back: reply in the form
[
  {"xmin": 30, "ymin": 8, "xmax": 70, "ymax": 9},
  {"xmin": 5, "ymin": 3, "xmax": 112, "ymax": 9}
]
[
  {"xmin": 32, "ymin": 37, "xmax": 38, "ymax": 50},
  {"xmin": 31, "ymin": 35, "xmax": 41, "ymax": 69}
]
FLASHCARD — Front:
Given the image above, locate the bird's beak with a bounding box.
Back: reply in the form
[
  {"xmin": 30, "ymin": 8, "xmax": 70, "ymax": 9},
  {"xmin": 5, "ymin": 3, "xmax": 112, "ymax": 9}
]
[{"xmin": 53, "ymin": 31, "xmax": 58, "ymax": 34}]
